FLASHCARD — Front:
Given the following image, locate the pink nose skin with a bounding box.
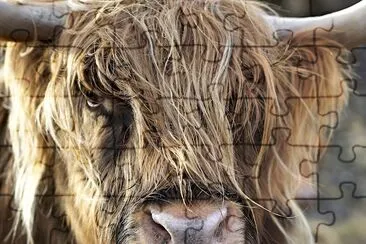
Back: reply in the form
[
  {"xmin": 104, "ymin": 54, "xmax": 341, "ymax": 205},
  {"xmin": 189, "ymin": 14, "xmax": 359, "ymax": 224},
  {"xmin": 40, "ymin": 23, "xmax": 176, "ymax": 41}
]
[
  {"xmin": 137, "ymin": 202, "xmax": 244, "ymax": 244},
  {"xmin": 151, "ymin": 207, "xmax": 227, "ymax": 243}
]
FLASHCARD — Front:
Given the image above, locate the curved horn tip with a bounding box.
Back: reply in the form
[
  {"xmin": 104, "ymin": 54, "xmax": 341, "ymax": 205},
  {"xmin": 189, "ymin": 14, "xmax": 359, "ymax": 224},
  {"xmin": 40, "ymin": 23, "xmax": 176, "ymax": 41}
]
[{"xmin": 266, "ymin": 0, "xmax": 366, "ymax": 48}]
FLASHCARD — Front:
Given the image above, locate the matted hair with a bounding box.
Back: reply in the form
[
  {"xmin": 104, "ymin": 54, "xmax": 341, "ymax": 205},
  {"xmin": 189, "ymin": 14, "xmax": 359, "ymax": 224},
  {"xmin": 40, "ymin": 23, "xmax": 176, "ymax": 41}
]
[{"xmin": 0, "ymin": 0, "xmax": 350, "ymax": 243}]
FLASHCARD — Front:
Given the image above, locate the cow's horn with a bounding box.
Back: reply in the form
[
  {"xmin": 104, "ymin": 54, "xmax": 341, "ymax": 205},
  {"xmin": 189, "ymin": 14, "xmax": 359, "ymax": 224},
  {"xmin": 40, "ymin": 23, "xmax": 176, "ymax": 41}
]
[
  {"xmin": 0, "ymin": 1, "xmax": 68, "ymax": 42},
  {"xmin": 267, "ymin": 0, "xmax": 366, "ymax": 48}
]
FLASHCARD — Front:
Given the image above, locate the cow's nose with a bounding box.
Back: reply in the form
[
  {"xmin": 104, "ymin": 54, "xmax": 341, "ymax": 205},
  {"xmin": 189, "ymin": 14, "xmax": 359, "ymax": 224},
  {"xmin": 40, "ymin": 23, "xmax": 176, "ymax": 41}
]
[
  {"xmin": 137, "ymin": 202, "xmax": 244, "ymax": 244},
  {"xmin": 150, "ymin": 206, "xmax": 226, "ymax": 243}
]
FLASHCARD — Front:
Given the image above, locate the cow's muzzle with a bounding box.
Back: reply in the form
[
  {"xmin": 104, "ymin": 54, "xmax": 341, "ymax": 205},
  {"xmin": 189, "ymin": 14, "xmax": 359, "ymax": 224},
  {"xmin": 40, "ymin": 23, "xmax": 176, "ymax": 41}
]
[{"xmin": 135, "ymin": 201, "xmax": 245, "ymax": 244}]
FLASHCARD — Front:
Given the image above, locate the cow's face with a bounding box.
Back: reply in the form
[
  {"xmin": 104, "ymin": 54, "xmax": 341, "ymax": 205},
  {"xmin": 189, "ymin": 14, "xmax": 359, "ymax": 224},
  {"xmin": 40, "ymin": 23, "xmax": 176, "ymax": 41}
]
[{"xmin": 23, "ymin": 1, "xmax": 346, "ymax": 243}]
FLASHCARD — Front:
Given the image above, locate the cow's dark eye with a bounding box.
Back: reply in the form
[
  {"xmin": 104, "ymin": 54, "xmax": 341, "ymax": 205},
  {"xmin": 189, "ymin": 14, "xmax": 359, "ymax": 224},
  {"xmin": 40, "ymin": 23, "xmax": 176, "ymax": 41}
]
[
  {"xmin": 87, "ymin": 99, "xmax": 102, "ymax": 108},
  {"xmin": 85, "ymin": 91, "xmax": 104, "ymax": 109}
]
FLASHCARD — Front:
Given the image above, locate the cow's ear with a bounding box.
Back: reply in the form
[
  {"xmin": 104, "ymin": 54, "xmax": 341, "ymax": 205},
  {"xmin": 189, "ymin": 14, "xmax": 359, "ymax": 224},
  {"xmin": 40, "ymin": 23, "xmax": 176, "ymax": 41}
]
[
  {"xmin": 3, "ymin": 43, "xmax": 53, "ymax": 91},
  {"xmin": 285, "ymin": 31, "xmax": 350, "ymax": 147},
  {"xmin": 273, "ymin": 31, "xmax": 351, "ymax": 196},
  {"xmin": 1, "ymin": 42, "xmax": 56, "ymax": 236},
  {"xmin": 258, "ymin": 31, "xmax": 351, "ymax": 202}
]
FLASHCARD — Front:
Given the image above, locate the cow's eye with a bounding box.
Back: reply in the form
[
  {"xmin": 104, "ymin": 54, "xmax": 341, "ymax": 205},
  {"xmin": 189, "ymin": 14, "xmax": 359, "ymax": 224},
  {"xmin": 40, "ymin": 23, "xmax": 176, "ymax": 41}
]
[
  {"xmin": 87, "ymin": 99, "xmax": 102, "ymax": 108},
  {"xmin": 85, "ymin": 91, "xmax": 104, "ymax": 109}
]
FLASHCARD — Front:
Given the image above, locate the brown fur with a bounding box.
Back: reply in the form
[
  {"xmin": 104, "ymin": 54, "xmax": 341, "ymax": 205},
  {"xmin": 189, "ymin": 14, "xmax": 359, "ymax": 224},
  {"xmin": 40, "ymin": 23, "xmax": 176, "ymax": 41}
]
[{"xmin": 0, "ymin": 0, "xmax": 351, "ymax": 243}]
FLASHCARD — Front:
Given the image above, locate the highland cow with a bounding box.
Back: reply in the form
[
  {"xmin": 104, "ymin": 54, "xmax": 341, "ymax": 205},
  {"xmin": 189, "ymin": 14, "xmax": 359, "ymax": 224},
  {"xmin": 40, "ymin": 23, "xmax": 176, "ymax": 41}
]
[{"xmin": 0, "ymin": 0, "xmax": 365, "ymax": 243}]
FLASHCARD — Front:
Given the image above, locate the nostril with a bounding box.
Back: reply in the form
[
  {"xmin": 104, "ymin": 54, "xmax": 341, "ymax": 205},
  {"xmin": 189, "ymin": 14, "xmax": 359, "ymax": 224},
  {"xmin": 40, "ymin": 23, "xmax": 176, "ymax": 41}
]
[{"xmin": 139, "ymin": 210, "xmax": 171, "ymax": 244}]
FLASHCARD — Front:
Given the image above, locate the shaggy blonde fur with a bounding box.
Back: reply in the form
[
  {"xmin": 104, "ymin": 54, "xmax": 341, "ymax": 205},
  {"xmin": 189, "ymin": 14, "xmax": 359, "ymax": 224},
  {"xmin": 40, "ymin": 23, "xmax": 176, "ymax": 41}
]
[{"xmin": 0, "ymin": 0, "xmax": 350, "ymax": 243}]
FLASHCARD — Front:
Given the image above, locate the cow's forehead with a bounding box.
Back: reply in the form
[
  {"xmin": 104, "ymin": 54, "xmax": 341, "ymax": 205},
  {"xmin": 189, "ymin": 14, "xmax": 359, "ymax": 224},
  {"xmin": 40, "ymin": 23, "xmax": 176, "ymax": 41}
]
[
  {"xmin": 62, "ymin": 0, "xmax": 272, "ymax": 88},
  {"xmin": 51, "ymin": 0, "xmax": 270, "ymax": 157}
]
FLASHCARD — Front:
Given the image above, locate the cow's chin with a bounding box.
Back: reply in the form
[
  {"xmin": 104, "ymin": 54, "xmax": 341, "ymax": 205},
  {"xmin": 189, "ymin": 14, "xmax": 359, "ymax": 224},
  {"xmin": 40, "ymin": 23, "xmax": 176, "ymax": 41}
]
[{"xmin": 132, "ymin": 201, "xmax": 245, "ymax": 244}]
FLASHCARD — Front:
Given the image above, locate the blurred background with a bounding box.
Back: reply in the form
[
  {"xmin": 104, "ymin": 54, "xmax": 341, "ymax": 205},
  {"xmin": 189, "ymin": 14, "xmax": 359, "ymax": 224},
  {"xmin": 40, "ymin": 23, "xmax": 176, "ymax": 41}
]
[{"xmin": 262, "ymin": 0, "xmax": 366, "ymax": 243}]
